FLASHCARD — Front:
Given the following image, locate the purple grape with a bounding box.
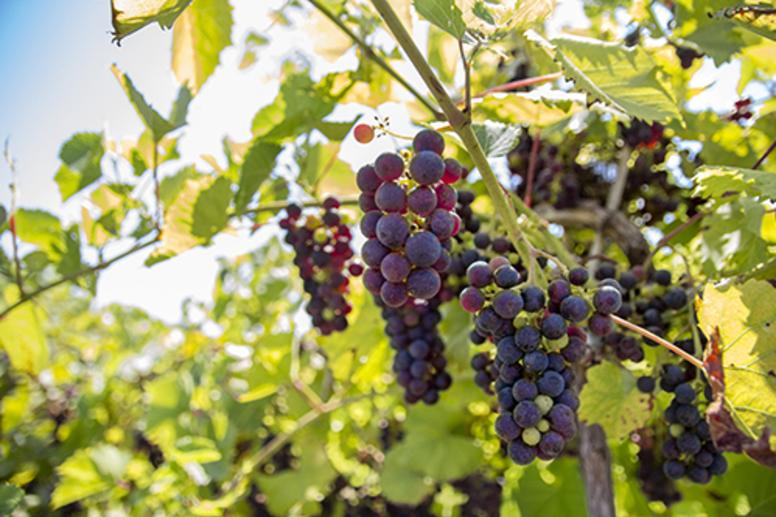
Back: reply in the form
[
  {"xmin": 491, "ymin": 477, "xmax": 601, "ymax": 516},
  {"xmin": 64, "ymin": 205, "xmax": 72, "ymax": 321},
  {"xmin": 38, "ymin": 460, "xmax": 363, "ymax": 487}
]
[
  {"xmin": 687, "ymin": 466, "xmax": 710, "ymax": 484},
  {"xmin": 512, "ymin": 379, "xmax": 538, "ymax": 401},
  {"xmin": 498, "ymin": 388, "xmax": 518, "ymax": 411},
  {"xmin": 409, "ymin": 151, "xmax": 445, "ymax": 185},
  {"xmin": 588, "ymin": 312, "xmax": 613, "ymax": 337},
  {"xmin": 375, "ymin": 181, "xmax": 407, "ymax": 213},
  {"xmin": 407, "ymin": 268, "xmax": 441, "ymax": 299},
  {"xmin": 663, "ymin": 460, "xmax": 685, "ymax": 480},
  {"xmin": 709, "ymin": 454, "xmax": 727, "ymax": 475},
  {"xmin": 442, "ymin": 158, "xmax": 462, "ymax": 184},
  {"xmin": 410, "ymin": 360, "xmax": 431, "ymax": 379},
  {"xmin": 408, "ymin": 186, "xmax": 437, "ymax": 216},
  {"xmin": 548, "ymin": 404, "xmax": 576, "ymax": 439},
  {"xmin": 515, "ymin": 326, "xmax": 541, "ymax": 352},
  {"xmin": 356, "ymin": 164, "xmax": 381, "ymax": 193},
  {"xmin": 521, "ymin": 286, "xmax": 546, "ymax": 312},
  {"xmin": 493, "ymin": 290, "xmax": 524, "ymax": 319},
  {"xmin": 409, "ymin": 339, "xmax": 430, "ymax": 359},
  {"xmin": 360, "ymin": 210, "xmax": 381, "ymax": 238},
  {"xmin": 405, "ymin": 231, "xmax": 442, "ymax": 268},
  {"xmin": 548, "ymin": 279, "xmax": 572, "ymax": 304},
  {"xmin": 381, "ymin": 282, "xmax": 408, "ymax": 307},
  {"xmin": 559, "ymin": 295, "xmax": 589, "ymax": 323},
  {"xmin": 496, "ymin": 337, "xmax": 522, "ymax": 364},
  {"xmin": 374, "ymin": 152, "xmax": 404, "ymax": 181},
  {"xmin": 375, "ymin": 213, "xmax": 409, "ymax": 250},
  {"xmin": 636, "ymin": 376, "xmax": 655, "ymax": 393},
  {"xmin": 675, "ymin": 382, "xmax": 696, "ymax": 404},
  {"xmin": 677, "ymin": 432, "xmax": 702, "ymax": 455},
  {"xmin": 541, "ymin": 314, "xmax": 567, "ymax": 340},
  {"xmin": 429, "ymin": 209, "xmax": 456, "ymax": 239},
  {"xmin": 653, "ymin": 269, "xmax": 671, "ymax": 286},
  {"xmin": 538, "ymin": 431, "xmax": 565, "ymax": 458},
  {"xmin": 537, "ymin": 371, "xmax": 566, "ymax": 397},
  {"xmin": 494, "ymin": 265, "xmax": 520, "ymax": 288},
  {"xmin": 433, "ymin": 249, "xmax": 452, "ymax": 273},
  {"xmin": 466, "ymin": 261, "xmax": 492, "ymax": 288},
  {"xmin": 513, "ymin": 400, "xmax": 542, "ymax": 428},
  {"xmin": 561, "ymin": 336, "xmax": 586, "ymax": 362},
  {"xmin": 568, "ymin": 267, "xmax": 589, "ymax": 286},
  {"xmin": 508, "ymin": 441, "xmax": 537, "ymax": 465},
  {"xmin": 524, "ymin": 351, "xmax": 549, "ymax": 374},
  {"xmin": 362, "ymin": 238, "xmax": 389, "ymax": 268},
  {"xmin": 557, "ymin": 389, "xmax": 579, "ymax": 410},
  {"xmin": 359, "ymin": 193, "xmax": 377, "ymax": 212},
  {"xmin": 363, "ymin": 268, "xmax": 385, "ymax": 294},
  {"xmin": 380, "ymin": 252, "xmax": 411, "ymax": 282},
  {"xmin": 435, "ymin": 183, "xmax": 456, "ymax": 210},
  {"xmin": 412, "ymin": 129, "xmax": 445, "ymax": 155},
  {"xmin": 460, "ymin": 286, "xmax": 485, "ymax": 313},
  {"xmin": 676, "ymin": 404, "xmax": 701, "ymax": 427},
  {"xmin": 593, "ymin": 286, "xmax": 622, "ymax": 315},
  {"xmin": 495, "ymin": 413, "xmax": 521, "ymax": 441}
]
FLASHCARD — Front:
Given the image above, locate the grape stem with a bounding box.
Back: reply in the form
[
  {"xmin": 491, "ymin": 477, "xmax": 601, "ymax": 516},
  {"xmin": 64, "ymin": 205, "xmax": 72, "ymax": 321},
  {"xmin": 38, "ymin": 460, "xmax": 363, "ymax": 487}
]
[
  {"xmin": 471, "ymin": 72, "xmax": 563, "ymax": 99},
  {"xmin": 368, "ymin": 0, "xmax": 575, "ymax": 276},
  {"xmin": 305, "ymin": 0, "xmax": 443, "ymax": 119},
  {"xmin": 610, "ymin": 314, "xmax": 704, "ymax": 370}
]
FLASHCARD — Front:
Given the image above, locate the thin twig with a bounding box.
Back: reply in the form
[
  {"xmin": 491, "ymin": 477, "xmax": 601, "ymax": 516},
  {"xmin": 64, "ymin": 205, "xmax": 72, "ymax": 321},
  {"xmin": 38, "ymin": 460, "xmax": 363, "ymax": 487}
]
[
  {"xmin": 459, "ymin": 39, "xmax": 472, "ymax": 119},
  {"xmin": 610, "ymin": 314, "xmax": 704, "ymax": 369},
  {"xmin": 0, "ymin": 236, "xmax": 159, "ymax": 321},
  {"xmin": 752, "ymin": 136, "xmax": 776, "ymax": 170},
  {"xmin": 472, "ymin": 72, "xmax": 562, "ymax": 99},
  {"xmin": 524, "ymin": 131, "xmax": 541, "ymax": 208},
  {"xmin": 4, "ymin": 140, "xmax": 25, "ymax": 296},
  {"xmin": 306, "ymin": 0, "xmax": 442, "ymax": 118}
]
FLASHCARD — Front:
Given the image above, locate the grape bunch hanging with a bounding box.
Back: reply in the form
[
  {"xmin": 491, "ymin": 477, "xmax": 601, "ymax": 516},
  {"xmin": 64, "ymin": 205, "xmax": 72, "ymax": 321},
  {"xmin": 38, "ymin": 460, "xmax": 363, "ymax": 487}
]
[{"xmin": 280, "ymin": 197, "xmax": 362, "ymax": 335}]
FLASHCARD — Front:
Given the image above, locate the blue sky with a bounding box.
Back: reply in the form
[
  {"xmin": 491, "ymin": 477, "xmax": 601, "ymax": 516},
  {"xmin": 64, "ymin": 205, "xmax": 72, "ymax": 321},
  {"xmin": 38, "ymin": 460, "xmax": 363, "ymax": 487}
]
[{"xmin": 0, "ymin": 1, "xmax": 745, "ymax": 322}]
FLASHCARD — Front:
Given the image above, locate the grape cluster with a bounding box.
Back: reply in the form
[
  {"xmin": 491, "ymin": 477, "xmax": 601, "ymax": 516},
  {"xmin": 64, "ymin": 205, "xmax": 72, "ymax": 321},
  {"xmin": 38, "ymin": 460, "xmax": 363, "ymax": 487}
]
[
  {"xmin": 280, "ymin": 198, "xmax": 362, "ymax": 335},
  {"xmin": 727, "ymin": 98, "xmax": 753, "ymax": 123},
  {"xmin": 358, "ymin": 129, "xmax": 463, "ymax": 308},
  {"xmin": 459, "ymin": 262, "xmax": 594, "ymax": 464},
  {"xmin": 634, "ymin": 430, "xmax": 682, "ymax": 505},
  {"xmin": 589, "ymin": 263, "xmax": 690, "ymax": 363},
  {"xmin": 638, "ymin": 362, "xmax": 727, "ymax": 484},
  {"xmin": 384, "ymin": 299, "xmax": 453, "ymax": 404}
]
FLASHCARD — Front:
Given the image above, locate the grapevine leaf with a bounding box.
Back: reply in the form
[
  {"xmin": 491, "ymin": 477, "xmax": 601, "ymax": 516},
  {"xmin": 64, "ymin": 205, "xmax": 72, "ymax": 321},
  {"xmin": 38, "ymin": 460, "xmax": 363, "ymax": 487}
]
[
  {"xmin": 507, "ymin": 458, "xmax": 586, "ymax": 516},
  {"xmin": 473, "ymin": 90, "xmax": 586, "ymax": 129},
  {"xmin": 697, "ymin": 280, "xmax": 776, "ymax": 453},
  {"xmin": 578, "ymin": 361, "xmax": 651, "ymax": 440},
  {"xmin": 699, "ymin": 199, "xmax": 769, "ymax": 277},
  {"xmin": 693, "ymin": 165, "xmax": 776, "ymax": 201},
  {"xmin": 512, "ymin": 0, "xmax": 556, "ymax": 31},
  {"xmin": 51, "ymin": 444, "xmax": 131, "ymax": 509},
  {"xmin": 168, "ymin": 84, "xmax": 194, "ymax": 129},
  {"xmin": 0, "ymin": 287, "xmax": 48, "ymax": 376},
  {"xmin": 674, "ymin": 0, "xmax": 745, "ymax": 64},
  {"xmin": 13, "ymin": 209, "xmax": 65, "ymax": 258},
  {"xmin": 111, "ymin": 65, "xmax": 176, "ymax": 142},
  {"xmin": 0, "ymin": 484, "xmax": 24, "ymax": 515},
  {"xmin": 381, "ymin": 450, "xmax": 434, "ymax": 505},
  {"xmin": 54, "ymin": 132, "xmax": 105, "ymax": 201},
  {"xmin": 413, "ymin": 0, "xmax": 467, "ymax": 39},
  {"xmin": 472, "ymin": 121, "xmax": 522, "ymax": 158},
  {"xmin": 234, "ymin": 140, "xmax": 282, "ymax": 214},
  {"xmin": 528, "ymin": 31, "xmax": 682, "ymax": 124},
  {"xmin": 147, "ymin": 176, "xmax": 232, "ymax": 265},
  {"xmin": 439, "ymin": 302, "xmax": 473, "ymax": 372},
  {"xmin": 172, "ymin": 0, "xmax": 233, "ymax": 94},
  {"xmin": 110, "ymin": 0, "xmax": 192, "ymax": 43}
]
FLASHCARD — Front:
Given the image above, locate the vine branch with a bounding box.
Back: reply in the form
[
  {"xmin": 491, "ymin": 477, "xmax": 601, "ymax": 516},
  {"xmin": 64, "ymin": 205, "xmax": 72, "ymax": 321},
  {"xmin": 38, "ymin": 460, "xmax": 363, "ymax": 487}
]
[
  {"xmin": 306, "ymin": 0, "xmax": 442, "ymax": 119},
  {"xmin": 610, "ymin": 314, "xmax": 704, "ymax": 369}
]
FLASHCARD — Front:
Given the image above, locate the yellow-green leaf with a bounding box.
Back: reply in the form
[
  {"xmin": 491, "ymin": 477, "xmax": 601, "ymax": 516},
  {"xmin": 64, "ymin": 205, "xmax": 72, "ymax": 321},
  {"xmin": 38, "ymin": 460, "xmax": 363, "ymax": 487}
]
[
  {"xmin": 697, "ymin": 280, "xmax": 776, "ymax": 449},
  {"xmin": 111, "ymin": 0, "xmax": 192, "ymax": 43},
  {"xmin": 0, "ymin": 289, "xmax": 49, "ymax": 375},
  {"xmin": 579, "ymin": 361, "xmax": 651, "ymax": 440}
]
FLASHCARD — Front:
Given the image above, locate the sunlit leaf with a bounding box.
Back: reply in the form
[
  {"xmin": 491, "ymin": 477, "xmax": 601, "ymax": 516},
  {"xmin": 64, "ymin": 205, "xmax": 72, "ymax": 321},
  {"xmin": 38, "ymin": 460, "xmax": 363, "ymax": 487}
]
[
  {"xmin": 234, "ymin": 140, "xmax": 282, "ymax": 214},
  {"xmin": 54, "ymin": 132, "xmax": 105, "ymax": 201},
  {"xmin": 414, "ymin": 0, "xmax": 466, "ymax": 39},
  {"xmin": 112, "ymin": 65, "xmax": 176, "ymax": 142},
  {"xmin": 51, "ymin": 444, "xmax": 130, "ymax": 509},
  {"xmin": 111, "ymin": 0, "xmax": 192, "ymax": 43},
  {"xmin": 0, "ymin": 288, "xmax": 48, "ymax": 376}
]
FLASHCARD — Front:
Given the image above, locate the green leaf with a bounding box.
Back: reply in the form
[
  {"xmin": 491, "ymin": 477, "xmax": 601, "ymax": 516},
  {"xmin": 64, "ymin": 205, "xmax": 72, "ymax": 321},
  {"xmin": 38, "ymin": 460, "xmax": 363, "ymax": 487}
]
[
  {"xmin": 512, "ymin": 0, "xmax": 556, "ymax": 31},
  {"xmin": 234, "ymin": 140, "xmax": 282, "ymax": 214},
  {"xmin": 51, "ymin": 444, "xmax": 130, "ymax": 509},
  {"xmin": 699, "ymin": 199, "xmax": 769, "ymax": 277},
  {"xmin": 171, "ymin": 436, "xmax": 222, "ymax": 464},
  {"xmin": 172, "ymin": 0, "xmax": 233, "ymax": 94},
  {"xmin": 712, "ymin": 5, "xmax": 776, "ymax": 42},
  {"xmin": 506, "ymin": 459, "xmax": 586, "ymax": 516},
  {"xmin": 693, "ymin": 165, "xmax": 776, "ymax": 201},
  {"xmin": 14, "ymin": 209, "xmax": 64, "ymax": 258},
  {"xmin": 530, "ymin": 32, "xmax": 682, "ymax": 124},
  {"xmin": 169, "ymin": 84, "xmax": 194, "ymax": 129},
  {"xmin": 112, "ymin": 65, "xmax": 175, "ymax": 142},
  {"xmin": 578, "ymin": 361, "xmax": 651, "ymax": 440},
  {"xmin": 697, "ymin": 280, "xmax": 776, "ymax": 449},
  {"xmin": 0, "ymin": 204, "xmax": 6, "ymax": 228},
  {"xmin": 111, "ymin": 0, "xmax": 192, "ymax": 43},
  {"xmin": 413, "ymin": 0, "xmax": 466, "ymax": 39},
  {"xmin": 381, "ymin": 447, "xmax": 434, "ymax": 505},
  {"xmin": 0, "ymin": 483, "xmax": 23, "ymax": 516},
  {"xmin": 472, "ymin": 121, "xmax": 522, "ymax": 158},
  {"xmin": 0, "ymin": 291, "xmax": 49, "ymax": 376},
  {"xmin": 54, "ymin": 132, "xmax": 105, "ymax": 201},
  {"xmin": 674, "ymin": 0, "xmax": 745, "ymax": 65},
  {"xmin": 146, "ymin": 372, "xmax": 190, "ymax": 449},
  {"xmin": 474, "ymin": 89, "xmax": 585, "ymax": 128},
  {"xmin": 148, "ymin": 176, "xmax": 232, "ymax": 265}
]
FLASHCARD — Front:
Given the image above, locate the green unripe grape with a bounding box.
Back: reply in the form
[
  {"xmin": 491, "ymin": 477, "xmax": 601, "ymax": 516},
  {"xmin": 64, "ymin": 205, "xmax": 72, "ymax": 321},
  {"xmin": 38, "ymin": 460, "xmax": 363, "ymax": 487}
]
[
  {"xmin": 535, "ymin": 395, "xmax": 553, "ymax": 415},
  {"xmin": 670, "ymin": 424, "xmax": 684, "ymax": 438},
  {"xmin": 522, "ymin": 427, "xmax": 541, "ymax": 446},
  {"xmin": 537, "ymin": 419, "xmax": 550, "ymax": 432}
]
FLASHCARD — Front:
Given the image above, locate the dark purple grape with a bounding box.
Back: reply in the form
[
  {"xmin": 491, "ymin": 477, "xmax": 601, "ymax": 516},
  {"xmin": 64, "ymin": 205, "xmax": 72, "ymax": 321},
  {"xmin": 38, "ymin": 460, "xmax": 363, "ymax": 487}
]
[
  {"xmin": 358, "ymin": 193, "xmax": 377, "ymax": 212},
  {"xmin": 636, "ymin": 376, "xmax": 655, "ymax": 393},
  {"xmin": 664, "ymin": 288, "xmax": 688, "ymax": 310},
  {"xmin": 556, "ymin": 389, "xmax": 579, "ymax": 410},
  {"xmin": 363, "ymin": 268, "xmax": 385, "ymax": 294},
  {"xmin": 494, "ymin": 265, "xmax": 520, "ymax": 288},
  {"xmin": 433, "ymin": 249, "xmax": 452, "ymax": 273},
  {"xmin": 568, "ymin": 267, "xmax": 589, "ymax": 286},
  {"xmin": 493, "ymin": 290, "xmax": 524, "ymax": 319},
  {"xmin": 515, "ymin": 326, "xmax": 541, "ymax": 352},
  {"xmin": 466, "ymin": 261, "xmax": 492, "ymax": 288},
  {"xmin": 513, "ymin": 401, "xmax": 541, "ymax": 428},
  {"xmin": 508, "ymin": 441, "xmax": 536, "ymax": 465},
  {"xmin": 512, "ymin": 379, "xmax": 538, "ymax": 401},
  {"xmin": 413, "ymin": 129, "xmax": 445, "ymax": 155},
  {"xmin": 442, "ymin": 158, "xmax": 462, "ymax": 184},
  {"xmin": 663, "ymin": 460, "xmax": 685, "ymax": 480},
  {"xmin": 675, "ymin": 404, "xmax": 701, "ymax": 427},
  {"xmin": 362, "ymin": 238, "xmax": 389, "ymax": 268},
  {"xmin": 375, "ymin": 213, "xmax": 409, "ymax": 250},
  {"xmin": 521, "ymin": 286, "xmax": 546, "ymax": 312},
  {"xmin": 687, "ymin": 466, "xmax": 710, "ymax": 484},
  {"xmin": 548, "ymin": 404, "xmax": 576, "ymax": 439},
  {"xmin": 548, "ymin": 279, "xmax": 572, "ymax": 304},
  {"xmin": 380, "ymin": 252, "xmax": 411, "ymax": 282},
  {"xmin": 653, "ymin": 269, "xmax": 672, "ymax": 286},
  {"xmin": 407, "ymin": 268, "xmax": 441, "ymax": 299},
  {"xmin": 408, "ymin": 186, "xmax": 437, "ymax": 216},
  {"xmin": 460, "ymin": 287, "xmax": 485, "ymax": 313},
  {"xmin": 589, "ymin": 313, "xmax": 613, "ymax": 337},
  {"xmin": 375, "ymin": 181, "xmax": 407, "ymax": 212},
  {"xmin": 562, "ymin": 336, "xmax": 586, "ymax": 362},
  {"xmin": 539, "ymin": 431, "xmax": 565, "ymax": 458},
  {"xmin": 405, "ymin": 231, "xmax": 442, "ymax": 268},
  {"xmin": 409, "ymin": 339, "xmax": 430, "ymax": 359},
  {"xmin": 497, "ymin": 337, "xmax": 522, "ymax": 364},
  {"xmin": 374, "ymin": 152, "xmax": 404, "ymax": 181},
  {"xmin": 709, "ymin": 454, "xmax": 727, "ymax": 475},
  {"xmin": 381, "ymin": 282, "xmax": 408, "ymax": 307},
  {"xmin": 429, "ymin": 209, "xmax": 456, "ymax": 239},
  {"xmin": 595, "ymin": 263, "xmax": 616, "ymax": 280},
  {"xmin": 409, "ymin": 151, "xmax": 445, "ymax": 185},
  {"xmin": 360, "ymin": 210, "xmax": 381, "ymax": 238},
  {"xmin": 593, "ymin": 286, "xmax": 622, "ymax": 315},
  {"xmin": 677, "ymin": 432, "xmax": 702, "ymax": 455},
  {"xmin": 495, "ymin": 414, "xmax": 521, "ymax": 441},
  {"xmin": 537, "ymin": 371, "xmax": 565, "ymax": 397},
  {"xmin": 435, "ymin": 183, "xmax": 456, "ymax": 210},
  {"xmin": 356, "ymin": 164, "xmax": 382, "ymax": 193},
  {"xmin": 674, "ymin": 383, "xmax": 696, "ymax": 404},
  {"xmin": 541, "ymin": 314, "xmax": 567, "ymax": 340},
  {"xmin": 524, "ymin": 351, "xmax": 549, "ymax": 374},
  {"xmin": 618, "ymin": 271, "xmax": 638, "ymax": 290},
  {"xmin": 559, "ymin": 295, "xmax": 589, "ymax": 323}
]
